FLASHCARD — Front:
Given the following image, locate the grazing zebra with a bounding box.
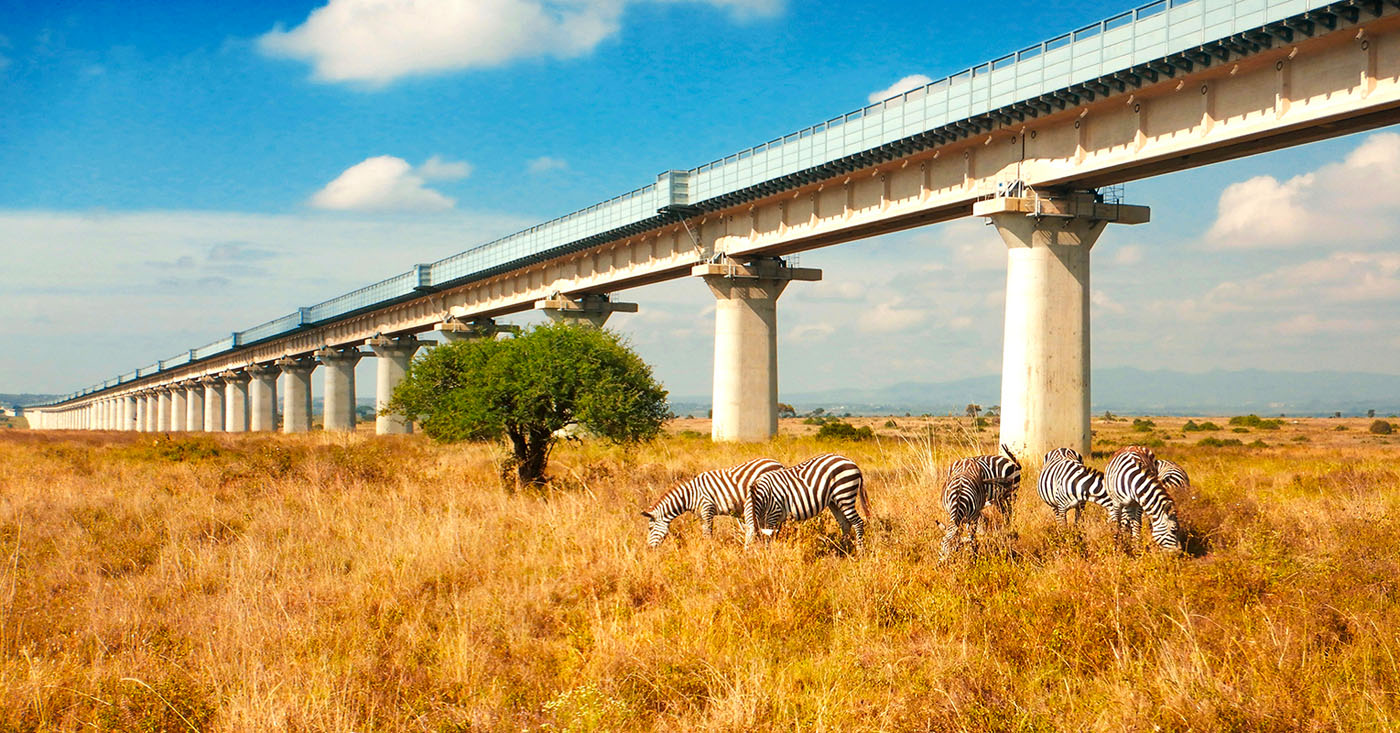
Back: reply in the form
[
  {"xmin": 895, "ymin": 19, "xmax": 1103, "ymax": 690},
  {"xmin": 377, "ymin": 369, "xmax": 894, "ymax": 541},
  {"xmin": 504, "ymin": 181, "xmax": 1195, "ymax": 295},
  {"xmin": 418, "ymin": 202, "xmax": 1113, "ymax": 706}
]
[
  {"xmin": 940, "ymin": 459, "xmax": 995, "ymax": 559},
  {"xmin": 1037, "ymin": 447, "xmax": 1114, "ymax": 526},
  {"xmin": 744, "ymin": 453, "xmax": 869, "ymax": 551},
  {"xmin": 1156, "ymin": 458, "xmax": 1190, "ymax": 494},
  {"xmin": 1105, "ymin": 446, "xmax": 1182, "ymax": 553},
  {"xmin": 957, "ymin": 444, "xmax": 1024, "ymax": 524},
  {"xmin": 642, "ymin": 457, "xmax": 783, "ymax": 547}
]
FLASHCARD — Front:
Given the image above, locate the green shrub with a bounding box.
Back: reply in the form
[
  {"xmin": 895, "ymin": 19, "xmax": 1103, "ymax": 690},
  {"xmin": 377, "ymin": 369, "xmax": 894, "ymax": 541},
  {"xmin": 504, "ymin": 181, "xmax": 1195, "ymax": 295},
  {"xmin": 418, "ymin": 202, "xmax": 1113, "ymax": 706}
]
[
  {"xmin": 1184, "ymin": 420, "xmax": 1223, "ymax": 432},
  {"xmin": 1335, "ymin": 425, "xmax": 1349, "ymax": 432},
  {"xmin": 1232, "ymin": 427, "xmax": 1250, "ymax": 434},
  {"xmin": 816, "ymin": 420, "xmax": 875, "ymax": 441},
  {"xmin": 1370, "ymin": 420, "xmax": 1394, "ymax": 435},
  {"xmin": 1198, "ymin": 437, "xmax": 1244, "ymax": 447},
  {"xmin": 802, "ymin": 416, "xmax": 826, "ymax": 425},
  {"xmin": 882, "ymin": 419, "xmax": 898, "ymax": 428},
  {"xmin": 1229, "ymin": 414, "xmax": 1282, "ymax": 430},
  {"xmin": 1131, "ymin": 418, "xmax": 1156, "ymax": 432}
]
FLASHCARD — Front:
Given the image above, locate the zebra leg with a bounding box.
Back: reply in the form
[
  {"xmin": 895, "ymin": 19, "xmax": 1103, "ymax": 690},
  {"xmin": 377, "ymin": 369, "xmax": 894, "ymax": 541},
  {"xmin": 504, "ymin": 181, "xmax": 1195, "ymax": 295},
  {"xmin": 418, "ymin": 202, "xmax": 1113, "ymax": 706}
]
[
  {"xmin": 1054, "ymin": 506, "xmax": 1068, "ymax": 527},
  {"xmin": 968, "ymin": 520, "xmax": 979, "ymax": 557},
  {"xmin": 832, "ymin": 503, "xmax": 866, "ymax": 553},
  {"xmin": 940, "ymin": 522, "xmax": 960, "ymax": 561},
  {"xmin": 700, "ymin": 502, "xmax": 716, "ymax": 537}
]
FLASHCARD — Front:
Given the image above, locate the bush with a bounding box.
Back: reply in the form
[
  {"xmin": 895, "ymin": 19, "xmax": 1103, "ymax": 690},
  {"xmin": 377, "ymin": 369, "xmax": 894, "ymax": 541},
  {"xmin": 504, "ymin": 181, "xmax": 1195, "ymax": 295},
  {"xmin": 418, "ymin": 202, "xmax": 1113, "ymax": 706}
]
[
  {"xmin": 1229, "ymin": 414, "xmax": 1282, "ymax": 430},
  {"xmin": 1335, "ymin": 425, "xmax": 1349, "ymax": 432},
  {"xmin": 882, "ymin": 419, "xmax": 898, "ymax": 428},
  {"xmin": 1131, "ymin": 418, "xmax": 1156, "ymax": 432},
  {"xmin": 1232, "ymin": 427, "xmax": 1250, "ymax": 434},
  {"xmin": 389, "ymin": 322, "xmax": 668, "ymax": 486},
  {"xmin": 802, "ymin": 416, "xmax": 826, "ymax": 425},
  {"xmin": 1370, "ymin": 420, "xmax": 1394, "ymax": 435},
  {"xmin": 1183, "ymin": 420, "xmax": 1222, "ymax": 432},
  {"xmin": 1198, "ymin": 437, "xmax": 1244, "ymax": 447},
  {"xmin": 816, "ymin": 420, "xmax": 875, "ymax": 441}
]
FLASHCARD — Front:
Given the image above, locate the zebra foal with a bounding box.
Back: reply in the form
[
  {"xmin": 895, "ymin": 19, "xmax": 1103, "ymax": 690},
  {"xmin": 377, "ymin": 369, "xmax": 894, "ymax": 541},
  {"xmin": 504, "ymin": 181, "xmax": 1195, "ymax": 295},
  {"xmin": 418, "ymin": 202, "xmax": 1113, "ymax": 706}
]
[
  {"xmin": 1105, "ymin": 446, "xmax": 1183, "ymax": 553},
  {"xmin": 1037, "ymin": 447, "xmax": 1114, "ymax": 526},
  {"xmin": 744, "ymin": 453, "xmax": 869, "ymax": 552},
  {"xmin": 940, "ymin": 445, "xmax": 1022, "ymax": 559},
  {"xmin": 642, "ymin": 457, "xmax": 783, "ymax": 547}
]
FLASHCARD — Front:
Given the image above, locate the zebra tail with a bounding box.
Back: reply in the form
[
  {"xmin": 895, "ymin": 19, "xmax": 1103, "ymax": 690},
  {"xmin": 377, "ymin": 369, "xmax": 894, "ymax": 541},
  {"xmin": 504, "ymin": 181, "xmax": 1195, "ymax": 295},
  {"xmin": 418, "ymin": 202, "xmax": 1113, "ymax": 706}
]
[{"xmin": 857, "ymin": 475, "xmax": 872, "ymax": 519}]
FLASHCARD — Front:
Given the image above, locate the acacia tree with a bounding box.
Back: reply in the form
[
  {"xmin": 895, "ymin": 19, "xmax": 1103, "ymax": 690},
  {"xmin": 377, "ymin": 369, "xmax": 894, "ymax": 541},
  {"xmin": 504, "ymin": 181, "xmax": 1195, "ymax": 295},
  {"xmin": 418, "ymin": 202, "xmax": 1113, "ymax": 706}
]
[{"xmin": 387, "ymin": 322, "xmax": 669, "ymax": 486}]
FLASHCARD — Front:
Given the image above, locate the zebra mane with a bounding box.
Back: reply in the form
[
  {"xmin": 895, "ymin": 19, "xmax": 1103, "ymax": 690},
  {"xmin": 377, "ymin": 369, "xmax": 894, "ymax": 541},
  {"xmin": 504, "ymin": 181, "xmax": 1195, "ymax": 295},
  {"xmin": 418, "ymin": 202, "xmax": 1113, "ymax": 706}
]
[{"xmin": 643, "ymin": 476, "xmax": 701, "ymax": 520}]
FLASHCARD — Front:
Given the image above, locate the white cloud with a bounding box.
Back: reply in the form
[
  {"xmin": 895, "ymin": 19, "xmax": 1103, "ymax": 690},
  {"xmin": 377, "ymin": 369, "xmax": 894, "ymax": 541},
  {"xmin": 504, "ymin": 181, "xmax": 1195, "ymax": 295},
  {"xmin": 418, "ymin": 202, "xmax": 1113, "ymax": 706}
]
[
  {"xmin": 527, "ymin": 156, "xmax": 569, "ymax": 174},
  {"xmin": 417, "ymin": 155, "xmax": 472, "ymax": 181},
  {"xmin": 868, "ymin": 74, "xmax": 933, "ymax": 104},
  {"xmin": 1112, "ymin": 243, "xmax": 1144, "ymax": 265},
  {"xmin": 1205, "ymin": 132, "xmax": 1400, "ymax": 249},
  {"xmin": 259, "ymin": 0, "xmax": 783, "ymax": 85},
  {"xmin": 310, "ymin": 155, "xmax": 469, "ymax": 212},
  {"xmin": 0, "ymin": 208, "xmax": 531, "ymax": 393}
]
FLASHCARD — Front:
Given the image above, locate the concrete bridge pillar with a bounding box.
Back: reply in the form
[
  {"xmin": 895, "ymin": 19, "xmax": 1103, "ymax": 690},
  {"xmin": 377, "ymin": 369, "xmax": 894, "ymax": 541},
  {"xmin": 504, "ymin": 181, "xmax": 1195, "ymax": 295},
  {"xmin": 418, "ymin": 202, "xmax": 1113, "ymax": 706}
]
[
  {"xmin": 144, "ymin": 393, "xmax": 158, "ymax": 432},
  {"xmin": 315, "ymin": 347, "xmax": 362, "ymax": 432},
  {"xmin": 277, "ymin": 357, "xmax": 316, "ymax": 433},
  {"xmin": 124, "ymin": 395, "xmax": 137, "ymax": 431},
  {"xmin": 434, "ymin": 317, "xmax": 517, "ymax": 343},
  {"xmin": 202, "ymin": 376, "xmax": 225, "ymax": 432},
  {"xmin": 694, "ymin": 257, "xmax": 822, "ymax": 443},
  {"xmin": 157, "ymin": 389, "xmax": 172, "ymax": 432},
  {"xmin": 223, "ymin": 371, "xmax": 250, "ymax": 432},
  {"xmin": 104, "ymin": 400, "xmax": 115, "ymax": 430},
  {"xmin": 184, "ymin": 384, "xmax": 204, "ymax": 432},
  {"xmin": 535, "ymin": 293, "xmax": 638, "ymax": 328},
  {"xmin": 975, "ymin": 191, "xmax": 1149, "ymax": 460},
  {"xmin": 367, "ymin": 336, "xmax": 423, "ymax": 435},
  {"xmin": 171, "ymin": 389, "xmax": 187, "ymax": 431},
  {"xmin": 248, "ymin": 364, "xmax": 278, "ymax": 432}
]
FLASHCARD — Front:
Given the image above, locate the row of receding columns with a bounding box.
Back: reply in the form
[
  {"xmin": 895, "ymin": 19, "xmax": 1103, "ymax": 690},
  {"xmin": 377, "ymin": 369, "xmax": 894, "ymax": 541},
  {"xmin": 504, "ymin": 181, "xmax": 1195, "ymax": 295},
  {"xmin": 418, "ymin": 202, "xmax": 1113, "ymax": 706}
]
[{"xmin": 27, "ymin": 189, "xmax": 1145, "ymax": 454}]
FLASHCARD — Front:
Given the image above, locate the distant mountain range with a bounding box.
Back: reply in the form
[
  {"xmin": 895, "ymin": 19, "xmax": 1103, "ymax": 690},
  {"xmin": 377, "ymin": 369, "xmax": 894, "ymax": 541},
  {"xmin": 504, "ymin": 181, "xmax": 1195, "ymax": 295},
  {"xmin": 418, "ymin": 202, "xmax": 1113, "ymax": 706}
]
[{"xmin": 671, "ymin": 368, "xmax": 1400, "ymax": 417}]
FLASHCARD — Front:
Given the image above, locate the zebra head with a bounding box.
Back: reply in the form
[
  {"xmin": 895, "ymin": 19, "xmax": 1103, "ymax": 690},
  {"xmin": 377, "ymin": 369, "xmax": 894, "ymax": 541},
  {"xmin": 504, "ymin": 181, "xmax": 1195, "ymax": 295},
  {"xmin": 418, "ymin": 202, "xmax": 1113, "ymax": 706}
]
[
  {"xmin": 640, "ymin": 509, "xmax": 672, "ymax": 548},
  {"xmin": 1043, "ymin": 447, "xmax": 1083, "ymax": 465},
  {"xmin": 1150, "ymin": 511, "xmax": 1183, "ymax": 553}
]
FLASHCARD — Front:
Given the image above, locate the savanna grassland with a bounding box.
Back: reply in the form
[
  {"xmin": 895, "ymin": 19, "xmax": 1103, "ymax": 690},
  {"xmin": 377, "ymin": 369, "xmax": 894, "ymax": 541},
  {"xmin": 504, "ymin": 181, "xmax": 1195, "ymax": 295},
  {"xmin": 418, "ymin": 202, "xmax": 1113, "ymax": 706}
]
[{"xmin": 1, "ymin": 416, "xmax": 1398, "ymax": 731}]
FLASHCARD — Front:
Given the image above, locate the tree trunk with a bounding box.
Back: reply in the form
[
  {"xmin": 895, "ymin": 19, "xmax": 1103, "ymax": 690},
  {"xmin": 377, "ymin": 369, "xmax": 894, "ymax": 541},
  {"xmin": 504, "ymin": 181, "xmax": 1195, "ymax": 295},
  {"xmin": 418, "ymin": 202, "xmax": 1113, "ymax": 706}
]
[{"xmin": 509, "ymin": 427, "xmax": 553, "ymax": 486}]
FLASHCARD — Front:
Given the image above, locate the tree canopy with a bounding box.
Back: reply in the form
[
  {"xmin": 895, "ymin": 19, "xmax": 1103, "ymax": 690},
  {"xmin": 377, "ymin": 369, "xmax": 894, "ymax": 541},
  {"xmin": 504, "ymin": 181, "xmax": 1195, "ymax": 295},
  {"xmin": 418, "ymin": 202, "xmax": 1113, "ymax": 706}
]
[{"xmin": 387, "ymin": 322, "xmax": 670, "ymax": 486}]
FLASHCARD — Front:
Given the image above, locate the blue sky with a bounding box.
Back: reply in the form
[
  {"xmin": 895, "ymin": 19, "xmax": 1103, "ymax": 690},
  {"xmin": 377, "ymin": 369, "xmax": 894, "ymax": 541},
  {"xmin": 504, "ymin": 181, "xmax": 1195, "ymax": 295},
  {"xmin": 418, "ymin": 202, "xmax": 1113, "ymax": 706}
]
[{"xmin": 3, "ymin": 0, "xmax": 1398, "ymax": 400}]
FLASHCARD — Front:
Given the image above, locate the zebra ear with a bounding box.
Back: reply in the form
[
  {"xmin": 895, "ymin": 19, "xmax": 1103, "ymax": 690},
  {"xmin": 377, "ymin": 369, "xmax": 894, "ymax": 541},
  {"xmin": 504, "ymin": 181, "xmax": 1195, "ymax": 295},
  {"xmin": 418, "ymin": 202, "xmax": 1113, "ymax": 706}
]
[
  {"xmin": 640, "ymin": 511, "xmax": 653, "ymax": 519},
  {"xmin": 1001, "ymin": 443, "xmax": 1020, "ymax": 466}
]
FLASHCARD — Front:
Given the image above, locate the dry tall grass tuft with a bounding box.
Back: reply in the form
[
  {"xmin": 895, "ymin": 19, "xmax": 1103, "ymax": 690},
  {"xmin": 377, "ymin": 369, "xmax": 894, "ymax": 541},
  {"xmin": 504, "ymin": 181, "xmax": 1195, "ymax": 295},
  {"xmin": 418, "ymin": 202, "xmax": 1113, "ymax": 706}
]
[{"xmin": 1, "ymin": 417, "xmax": 1397, "ymax": 730}]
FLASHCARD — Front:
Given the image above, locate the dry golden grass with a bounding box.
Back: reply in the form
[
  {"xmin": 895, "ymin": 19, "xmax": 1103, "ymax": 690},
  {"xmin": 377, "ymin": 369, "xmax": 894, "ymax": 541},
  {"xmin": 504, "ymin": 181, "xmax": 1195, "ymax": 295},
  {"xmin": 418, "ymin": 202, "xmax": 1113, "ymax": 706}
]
[{"xmin": 1, "ymin": 416, "xmax": 1398, "ymax": 731}]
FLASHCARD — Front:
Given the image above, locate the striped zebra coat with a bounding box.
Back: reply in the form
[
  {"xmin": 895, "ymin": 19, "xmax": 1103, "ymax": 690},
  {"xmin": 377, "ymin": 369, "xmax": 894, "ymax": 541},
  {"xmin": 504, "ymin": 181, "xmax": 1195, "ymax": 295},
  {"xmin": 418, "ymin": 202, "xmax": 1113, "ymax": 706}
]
[
  {"xmin": 744, "ymin": 453, "xmax": 869, "ymax": 551},
  {"xmin": 940, "ymin": 460, "xmax": 996, "ymax": 559},
  {"xmin": 955, "ymin": 444, "xmax": 1024, "ymax": 524},
  {"xmin": 1105, "ymin": 446, "xmax": 1183, "ymax": 552},
  {"xmin": 1037, "ymin": 447, "xmax": 1113, "ymax": 526},
  {"xmin": 642, "ymin": 458, "xmax": 783, "ymax": 547},
  {"xmin": 1156, "ymin": 458, "xmax": 1190, "ymax": 494}
]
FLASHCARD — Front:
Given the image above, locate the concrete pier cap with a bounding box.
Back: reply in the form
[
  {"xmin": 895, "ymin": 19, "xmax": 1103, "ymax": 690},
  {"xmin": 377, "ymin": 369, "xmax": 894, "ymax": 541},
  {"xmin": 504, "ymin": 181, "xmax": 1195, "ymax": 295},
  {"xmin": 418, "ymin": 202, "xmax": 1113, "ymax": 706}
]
[
  {"xmin": 534, "ymin": 293, "xmax": 637, "ymax": 328},
  {"xmin": 434, "ymin": 317, "xmax": 519, "ymax": 343},
  {"xmin": 694, "ymin": 255, "xmax": 821, "ymax": 443},
  {"xmin": 974, "ymin": 188, "xmax": 1149, "ymax": 460}
]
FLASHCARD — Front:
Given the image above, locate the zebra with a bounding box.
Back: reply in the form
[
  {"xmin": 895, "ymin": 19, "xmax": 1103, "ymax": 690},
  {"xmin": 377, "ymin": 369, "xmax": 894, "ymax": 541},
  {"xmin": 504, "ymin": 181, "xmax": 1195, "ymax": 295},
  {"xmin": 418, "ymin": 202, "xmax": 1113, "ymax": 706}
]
[
  {"xmin": 1156, "ymin": 457, "xmax": 1191, "ymax": 494},
  {"xmin": 1036, "ymin": 447, "xmax": 1114, "ymax": 526},
  {"xmin": 957, "ymin": 444, "xmax": 1023, "ymax": 525},
  {"xmin": 744, "ymin": 453, "xmax": 869, "ymax": 551},
  {"xmin": 1105, "ymin": 446, "xmax": 1183, "ymax": 553},
  {"xmin": 940, "ymin": 459, "xmax": 996, "ymax": 559},
  {"xmin": 642, "ymin": 457, "xmax": 783, "ymax": 547}
]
